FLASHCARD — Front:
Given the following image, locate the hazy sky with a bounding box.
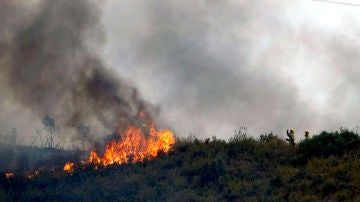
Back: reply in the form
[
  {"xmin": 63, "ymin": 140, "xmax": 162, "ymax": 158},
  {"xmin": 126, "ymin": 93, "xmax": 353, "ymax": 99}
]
[
  {"xmin": 1, "ymin": 0, "xmax": 359, "ymax": 145},
  {"xmin": 102, "ymin": 0, "xmax": 360, "ymax": 139}
]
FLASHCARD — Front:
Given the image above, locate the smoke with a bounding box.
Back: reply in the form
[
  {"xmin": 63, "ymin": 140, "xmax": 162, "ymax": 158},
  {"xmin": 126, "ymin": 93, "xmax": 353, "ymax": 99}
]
[
  {"xmin": 0, "ymin": 0, "xmax": 359, "ymax": 144},
  {"xmin": 0, "ymin": 0, "xmax": 156, "ymax": 146},
  {"xmin": 103, "ymin": 0, "xmax": 360, "ymax": 138}
]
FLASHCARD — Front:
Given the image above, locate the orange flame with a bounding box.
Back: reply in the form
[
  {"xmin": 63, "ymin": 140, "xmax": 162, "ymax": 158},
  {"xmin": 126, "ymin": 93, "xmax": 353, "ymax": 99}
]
[
  {"xmin": 64, "ymin": 162, "xmax": 75, "ymax": 172},
  {"xmin": 26, "ymin": 170, "xmax": 40, "ymax": 179},
  {"xmin": 63, "ymin": 120, "xmax": 175, "ymax": 171},
  {"xmin": 88, "ymin": 121, "xmax": 175, "ymax": 166},
  {"xmin": 5, "ymin": 172, "xmax": 13, "ymax": 178}
]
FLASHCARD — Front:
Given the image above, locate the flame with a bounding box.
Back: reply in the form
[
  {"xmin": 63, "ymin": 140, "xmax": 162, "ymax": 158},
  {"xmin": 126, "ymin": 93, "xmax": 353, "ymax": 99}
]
[
  {"xmin": 88, "ymin": 121, "xmax": 175, "ymax": 166},
  {"xmin": 5, "ymin": 172, "xmax": 13, "ymax": 178},
  {"xmin": 26, "ymin": 170, "xmax": 40, "ymax": 179},
  {"xmin": 63, "ymin": 120, "xmax": 175, "ymax": 171},
  {"xmin": 64, "ymin": 162, "xmax": 75, "ymax": 172}
]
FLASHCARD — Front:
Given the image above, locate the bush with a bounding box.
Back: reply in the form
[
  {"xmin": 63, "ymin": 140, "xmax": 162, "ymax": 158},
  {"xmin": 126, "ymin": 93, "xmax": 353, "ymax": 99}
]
[
  {"xmin": 296, "ymin": 128, "xmax": 360, "ymax": 164},
  {"xmin": 1, "ymin": 129, "xmax": 360, "ymax": 201}
]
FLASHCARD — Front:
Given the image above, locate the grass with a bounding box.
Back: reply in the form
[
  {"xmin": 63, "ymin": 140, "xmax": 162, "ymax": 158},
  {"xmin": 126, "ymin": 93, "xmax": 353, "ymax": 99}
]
[{"xmin": 0, "ymin": 129, "xmax": 359, "ymax": 201}]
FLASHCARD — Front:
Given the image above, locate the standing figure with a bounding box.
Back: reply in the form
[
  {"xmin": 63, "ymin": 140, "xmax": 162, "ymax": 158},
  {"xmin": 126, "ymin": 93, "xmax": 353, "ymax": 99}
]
[
  {"xmin": 286, "ymin": 129, "xmax": 295, "ymax": 145},
  {"xmin": 304, "ymin": 130, "xmax": 311, "ymax": 140}
]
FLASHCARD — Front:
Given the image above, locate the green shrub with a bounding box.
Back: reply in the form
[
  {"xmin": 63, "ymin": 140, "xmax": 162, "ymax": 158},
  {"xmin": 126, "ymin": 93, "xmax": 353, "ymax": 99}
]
[
  {"xmin": 1, "ymin": 129, "xmax": 360, "ymax": 201},
  {"xmin": 296, "ymin": 129, "xmax": 360, "ymax": 164}
]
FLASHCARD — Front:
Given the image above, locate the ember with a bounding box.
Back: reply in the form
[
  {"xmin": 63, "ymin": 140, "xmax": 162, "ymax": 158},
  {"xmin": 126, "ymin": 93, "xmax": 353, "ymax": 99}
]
[
  {"xmin": 26, "ymin": 170, "xmax": 40, "ymax": 179},
  {"xmin": 5, "ymin": 172, "xmax": 13, "ymax": 178}
]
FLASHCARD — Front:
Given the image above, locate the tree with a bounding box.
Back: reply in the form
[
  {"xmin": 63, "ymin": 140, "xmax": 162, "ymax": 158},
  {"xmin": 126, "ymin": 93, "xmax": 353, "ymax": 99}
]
[
  {"xmin": 42, "ymin": 115, "xmax": 56, "ymax": 148},
  {"xmin": 77, "ymin": 124, "xmax": 90, "ymax": 151}
]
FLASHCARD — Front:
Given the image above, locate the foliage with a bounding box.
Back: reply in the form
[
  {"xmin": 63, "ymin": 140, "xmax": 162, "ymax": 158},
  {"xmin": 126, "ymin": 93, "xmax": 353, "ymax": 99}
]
[
  {"xmin": 295, "ymin": 128, "xmax": 360, "ymax": 164},
  {"xmin": 42, "ymin": 115, "xmax": 58, "ymax": 149},
  {"xmin": 0, "ymin": 144, "xmax": 85, "ymax": 171},
  {"xmin": 0, "ymin": 129, "xmax": 359, "ymax": 201}
]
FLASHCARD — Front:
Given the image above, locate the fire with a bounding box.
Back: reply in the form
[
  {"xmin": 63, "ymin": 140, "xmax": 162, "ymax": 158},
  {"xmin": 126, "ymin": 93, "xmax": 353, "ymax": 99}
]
[
  {"xmin": 88, "ymin": 121, "xmax": 175, "ymax": 166},
  {"xmin": 26, "ymin": 170, "xmax": 40, "ymax": 179},
  {"xmin": 64, "ymin": 162, "xmax": 75, "ymax": 172},
  {"xmin": 5, "ymin": 172, "xmax": 13, "ymax": 178},
  {"xmin": 64, "ymin": 120, "xmax": 175, "ymax": 171}
]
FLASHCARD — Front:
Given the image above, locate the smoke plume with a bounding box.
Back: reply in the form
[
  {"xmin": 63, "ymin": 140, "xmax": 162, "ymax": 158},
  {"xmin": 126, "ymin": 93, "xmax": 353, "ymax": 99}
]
[
  {"xmin": 0, "ymin": 0, "xmax": 154, "ymax": 145},
  {"xmin": 1, "ymin": 0, "xmax": 359, "ymax": 143},
  {"xmin": 102, "ymin": 0, "xmax": 360, "ymax": 138}
]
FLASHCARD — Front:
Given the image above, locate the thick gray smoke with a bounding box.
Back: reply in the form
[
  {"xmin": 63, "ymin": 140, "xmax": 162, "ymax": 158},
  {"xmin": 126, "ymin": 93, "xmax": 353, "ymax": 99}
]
[
  {"xmin": 1, "ymin": 0, "xmax": 359, "ymax": 144},
  {"xmin": 103, "ymin": 0, "xmax": 360, "ymax": 139},
  {"xmin": 0, "ymin": 0, "xmax": 155, "ymax": 146}
]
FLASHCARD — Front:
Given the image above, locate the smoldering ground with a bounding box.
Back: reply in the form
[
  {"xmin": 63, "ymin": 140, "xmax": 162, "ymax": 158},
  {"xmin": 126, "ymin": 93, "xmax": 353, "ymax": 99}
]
[
  {"xmin": 0, "ymin": 0, "xmax": 157, "ymax": 147},
  {"xmin": 103, "ymin": 0, "xmax": 360, "ymax": 138}
]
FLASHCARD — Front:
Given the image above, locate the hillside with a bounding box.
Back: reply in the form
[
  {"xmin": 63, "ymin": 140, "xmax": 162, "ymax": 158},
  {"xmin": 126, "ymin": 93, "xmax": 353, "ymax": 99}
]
[
  {"xmin": 1, "ymin": 129, "xmax": 360, "ymax": 201},
  {"xmin": 0, "ymin": 144, "xmax": 86, "ymax": 171}
]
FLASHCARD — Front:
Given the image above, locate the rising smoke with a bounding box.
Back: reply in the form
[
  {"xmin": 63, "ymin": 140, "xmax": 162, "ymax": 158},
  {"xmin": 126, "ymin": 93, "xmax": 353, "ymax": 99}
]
[
  {"xmin": 103, "ymin": 0, "xmax": 360, "ymax": 138},
  {"xmin": 0, "ymin": 0, "xmax": 155, "ymax": 146},
  {"xmin": 1, "ymin": 0, "xmax": 359, "ymax": 144}
]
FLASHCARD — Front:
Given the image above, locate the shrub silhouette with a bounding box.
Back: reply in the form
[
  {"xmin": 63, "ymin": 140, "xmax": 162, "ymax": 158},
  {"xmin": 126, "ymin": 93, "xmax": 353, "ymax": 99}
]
[
  {"xmin": 1, "ymin": 129, "xmax": 360, "ymax": 201},
  {"xmin": 296, "ymin": 128, "xmax": 360, "ymax": 164}
]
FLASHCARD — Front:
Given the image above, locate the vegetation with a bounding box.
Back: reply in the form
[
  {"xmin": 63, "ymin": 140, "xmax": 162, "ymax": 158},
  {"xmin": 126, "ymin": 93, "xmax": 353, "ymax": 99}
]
[
  {"xmin": 0, "ymin": 129, "xmax": 359, "ymax": 201},
  {"xmin": 0, "ymin": 144, "xmax": 85, "ymax": 171}
]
